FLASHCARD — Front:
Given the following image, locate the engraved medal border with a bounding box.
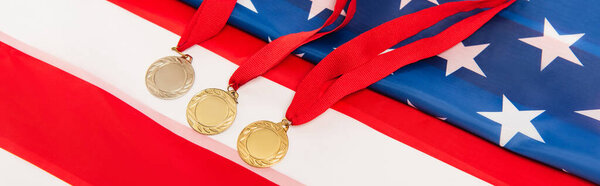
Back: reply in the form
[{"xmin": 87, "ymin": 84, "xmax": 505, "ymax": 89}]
[
  {"xmin": 237, "ymin": 120, "xmax": 289, "ymax": 168},
  {"xmin": 186, "ymin": 88, "xmax": 237, "ymax": 135},
  {"xmin": 145, "ymin": 56, "xmax": 194, "ymax": 99}
]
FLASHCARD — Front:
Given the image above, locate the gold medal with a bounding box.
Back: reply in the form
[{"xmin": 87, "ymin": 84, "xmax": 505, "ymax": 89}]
[
  {"xmin": 186, "ymin": 87, "xmax": 238, "ymax": 135},
  {"xmin": 145, "ymin": 48, "xmax": 194, "ymax": 99},
  {"xmin": 237, "ymin": 119, "xmax": 290, "ymax": 168}
]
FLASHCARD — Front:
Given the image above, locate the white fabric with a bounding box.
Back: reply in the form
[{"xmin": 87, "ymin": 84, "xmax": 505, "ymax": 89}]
[{"xmin": 0, "ymin": 148, "xmax": 67, "ymax": 186}]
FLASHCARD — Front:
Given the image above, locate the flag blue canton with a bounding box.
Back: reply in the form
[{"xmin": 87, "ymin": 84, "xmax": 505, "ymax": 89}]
[{"xmin": 181, "ymin": 0, "xmax": 600, "ymax": 182}]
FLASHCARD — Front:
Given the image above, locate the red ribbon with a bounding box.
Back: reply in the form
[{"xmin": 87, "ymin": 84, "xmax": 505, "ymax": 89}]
[
  {"xmin": 178, "ymin": 0, "xmax": 514, "ymax": 126},
  {"xmin": 176, "ymin": 0, "xmax": 238, "ymax": 51},
  {"xmin": 286, "ymin": 0, "xmax": 516, "ymax": 125},
  {"xmin": 228, "ymin": 0, "xmax": 357, "ymax": 90}
]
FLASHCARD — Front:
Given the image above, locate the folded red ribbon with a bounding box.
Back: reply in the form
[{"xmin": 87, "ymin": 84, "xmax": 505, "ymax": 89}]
[
  {"xmin": 177, "ymin": 0, "xmax": 237, "ymax": 51},
  {"xmin": 228, "ymin": 0, "xmax": 356, "ymax": 90},
  {"xmin": 287, "ymin": 0, "xmax": 516, "ymax": 124}
]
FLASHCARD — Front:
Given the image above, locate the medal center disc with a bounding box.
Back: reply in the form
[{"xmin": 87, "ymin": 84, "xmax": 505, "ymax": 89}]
[
  {"xmin": 154, "ymin": 63, "xmax": 186, "ymax": 91},
  {"xmin": 194, "ymin": 95, "xmax": 229, "ymax": 126},
  {"xmin": 246, "ymin": 129, "xmax": 281, "ymax": 159}
]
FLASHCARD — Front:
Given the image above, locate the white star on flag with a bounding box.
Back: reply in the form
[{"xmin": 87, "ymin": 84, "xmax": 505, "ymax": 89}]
[
  {"xmin": 380, "ymin": 48, "xmax": 394, "ymax": 55},
  {"xmin": 238, "ymin": 0, "xmax": 258, "ymax": 13},
  {"xmin": 308, "ymin": 0, "xmax": 335, "ymax": 20},
  {"xmin": 478, "ymin": 95, "xmax": 545, "ymax": 146},
  {"xmin": 519, "ymin": 18, "xmax": 584, "ymax": 71},
  {"xmin": 438, "ymin": 42, "xmax": 489, "ymax": 77},
  {"xmin": 407, "ymin": 99, "xmax": 416, "ymax": 108},
  {"xmin": 576, "ymin": 109, "xmax": 600, "ymax": 122},
  {"xmin": 400, "ymin": 0, "xmax": 439, "ymax": 10}
]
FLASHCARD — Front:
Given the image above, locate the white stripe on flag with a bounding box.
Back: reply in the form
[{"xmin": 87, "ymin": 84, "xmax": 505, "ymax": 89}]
[
  {"xmin": 0, "ymin": 0, "xmax": 489, "ymax": 185},
  {"xmin": 0, "ymin": 148, "xmax": 67, "ymax": 186}
]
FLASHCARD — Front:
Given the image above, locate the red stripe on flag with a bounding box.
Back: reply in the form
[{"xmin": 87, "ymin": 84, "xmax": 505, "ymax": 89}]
[
  {"xmin": 0, "ymin": 42, "xmax": 274, "ymax": 186},
  {"xmin": 108, "ymin": 0, "xmax": 591, "ymax": 185}
]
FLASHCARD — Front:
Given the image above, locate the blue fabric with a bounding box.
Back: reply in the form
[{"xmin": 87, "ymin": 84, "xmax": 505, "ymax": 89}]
[{"xmin": 181, "ymin": 0, "xmax": 600, "ymax": 182}]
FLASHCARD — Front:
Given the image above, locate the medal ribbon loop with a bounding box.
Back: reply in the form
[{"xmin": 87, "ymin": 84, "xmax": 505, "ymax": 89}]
[
  {"xmin": 228, "ymin": 0, "xmax": 357, "ymax": 90},
  {"xmin": 286, "ymin": 0, "xmax": 516, "ymax": 125},
  {"xmin": 176, "ymin": 0, "xmax": 238, "ymax": 51}
]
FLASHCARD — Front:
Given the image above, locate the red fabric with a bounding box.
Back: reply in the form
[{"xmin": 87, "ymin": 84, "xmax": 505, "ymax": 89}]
[
  {"xmin": 288, "ymin": 0, "xmax": 514, "ymax": 124},
  {"xmin": 107, "ymin": 0, "xmax": 591, "ymax": 185},
  {"xmin": 176, "ymin": 0, "xmax": 237, "ymax": 50},
  {"xmin": 0, "ymin": 42, "xmax": 274, "ymax": 186},
  {"xmin": 228, "ymin": 0, "xmax": 356, "ymax": 89}
]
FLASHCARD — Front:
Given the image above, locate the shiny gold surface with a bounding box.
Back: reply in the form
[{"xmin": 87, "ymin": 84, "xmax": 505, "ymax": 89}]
[
  {"xmin": 237, "ymin": 120, "xmax": 289, "ymax": 168},
  {"xmin": 186, "ymin": 88, "xmax": 237, "ymax": 135},
  {"xmin": 145, "ymin": 56, "xmax": 194, "ymax": 99},
  {"xmin": 247, "ymin": 128, "xmax": 282, "ymax": 159},
  {"xmin": 194, "ymin": 96, "xmax": 229, "ymax": 126}
]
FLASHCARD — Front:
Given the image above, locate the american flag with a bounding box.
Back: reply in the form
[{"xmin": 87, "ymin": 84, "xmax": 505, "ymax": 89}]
[
  {"xmin": 0, "ymin": 0, "xmax": 595, "ymax": 184},
  {"xmin": 182, "ymin": 0, "xmax": 600, "ymax": 182}
]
